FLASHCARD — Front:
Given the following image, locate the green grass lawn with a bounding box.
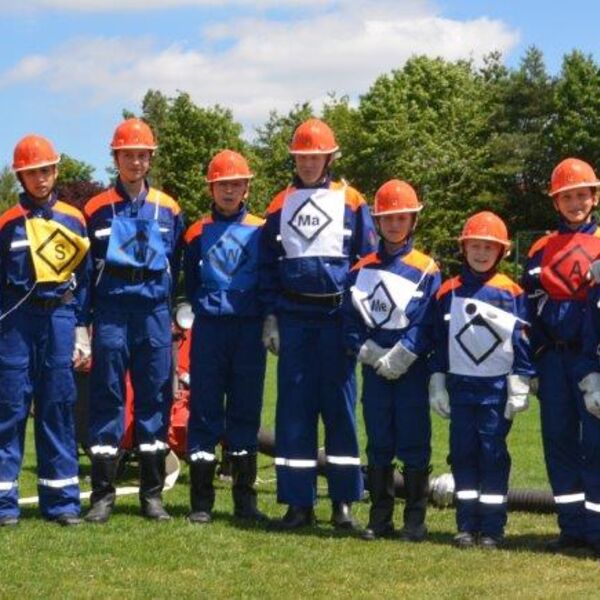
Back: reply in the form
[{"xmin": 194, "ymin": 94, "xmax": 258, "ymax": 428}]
[{"xmin": 2, "ymin": 357, "xmax": 598, "ymax": 599}]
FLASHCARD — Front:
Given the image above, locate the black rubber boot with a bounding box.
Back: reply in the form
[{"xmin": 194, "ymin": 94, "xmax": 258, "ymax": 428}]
[
  {"xmin": 188, "ymin": 460, "xmax": 217, "ymax": 524},
  {"xmin": 362, "ymin": 465, "xmax": 396, "ymax": 541},
  {"xmin": 330, "ymin": 502, "xmax": 358, "ymax": 530},
  {"xmin": 139, "ymin": 451, "xmax": 171, "ymax": 521},
  {"xmin": 269, "ymin": 505, "xmax": 315, "ymax": 530},
  {"xmin": 400, "ymin": 466, "xmax": 431, "ymax": 542},
  {"xmin": 85, "ymin": 455, "xmax": 119, "ymax": 524},
  {"xmin": 230, "ymin": 454, "xmax": 268, "ymax": 522}
]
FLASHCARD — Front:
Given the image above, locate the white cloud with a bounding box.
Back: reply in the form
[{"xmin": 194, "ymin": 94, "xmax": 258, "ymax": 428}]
[{"xmin": 0, "ymin": 1, "xmax": 519, "ymax": 131}]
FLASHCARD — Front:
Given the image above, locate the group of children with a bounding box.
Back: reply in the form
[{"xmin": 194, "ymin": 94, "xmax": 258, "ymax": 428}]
[{"xmin": 3, "ymin": 116, "xmax": 600, "ymax": 558}]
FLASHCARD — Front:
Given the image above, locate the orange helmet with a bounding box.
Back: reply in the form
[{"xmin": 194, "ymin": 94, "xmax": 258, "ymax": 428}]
[
  {"xmin": 289, "ymin": 118, "xmax": 339, "ymax": 155},
  {"xmin": 206, "ymin": 150, "xmax": 253, "ymax": 183},
  {"xmin": 549, "ymin": 158, "xmax": 600, "ymax": 196},
  {"xmin": 372, "ymin": 180, "xmax": 423, "ymax": 216},
  {"xmin": 459, "ymin": 211, "xmax": 510, "ymax": 249},
  {"xmin": 12, "ymin": 135, "xmax": 60, "ymax": 172},
  {"xmin": 111, "ymin": 118, "xmax": 157, "ymax": 151}
]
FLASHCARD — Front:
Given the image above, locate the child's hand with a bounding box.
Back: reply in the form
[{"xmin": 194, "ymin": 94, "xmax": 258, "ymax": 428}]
[
  {"xmin": 357, "ymin": 340, "xmax": 386, "ymax": 366},
  {"xmin": 504, "ymin": 374, "xmax": 530, "ymax": 420},
  {"xmin": 578, "ymin": 372, "xmax": 600, "ymax": 419},
  {"xmin": 428, "ymin": 372, "xmax": 450, "ymax": 418},
  {"xmin": 374, "ymin": 342, "xmax": 417, "ymax": 379},
  {"xmin": 262, "ymin": 314, "xmax": 280, "ymax": 355}
]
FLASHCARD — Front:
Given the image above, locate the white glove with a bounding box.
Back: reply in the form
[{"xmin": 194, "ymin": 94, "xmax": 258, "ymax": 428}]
[
  {"xmin": 588, "ymin": 260, "xmax": 600, "ymax": 283},
  {"xmin": 504, "ymin": 374, "xmax": 530, "ymax": 420},
  {"xmin": 73, "ymin": 326, "xmax": 91, "ymax": 369},
  {"xmin": 374, "ymin": 342, "xmax": 417, "ymax": 380},
  {"xmin": 428, "ymin": 372, "xmax": 450, "ymax": 419},
  {"xmin": 357, "ymin": 340, "xmax": 387, "ymax": 367},
  {"xmin": 262, "ymin": 314, "xmax": 280, "ymax": 355},
  {"xmin": 578, "ymin": 372, "xmax": 600, "ymax": 419}
]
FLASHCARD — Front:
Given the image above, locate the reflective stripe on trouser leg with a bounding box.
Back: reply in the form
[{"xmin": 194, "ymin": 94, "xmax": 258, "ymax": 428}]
[
  {"xmin": 450, "ymin": 404, "xmax": 481, "ymax": 533},
  {"xmin": 582, "ymin": 408, "xmax": 600, "ymax": 545},
  {"xmin": 478, "ymin": 404, "xmax": 511, "ymax": 538},
  {"xmin": 275, "ymin": 319, "xmax": 321, "ymax": 507},
  {"xmin": 537, "ymin": 350, "xmax": 586, "ymax": 538},
  {"xmin": 319, "ymin": 320, "xmax": 362, "ymax": 503}
]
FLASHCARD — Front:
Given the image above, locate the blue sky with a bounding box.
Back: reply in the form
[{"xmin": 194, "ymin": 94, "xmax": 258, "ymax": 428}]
[{"xmin": 1, "ymin": 0, "xmax": 598, "ymax": 183}]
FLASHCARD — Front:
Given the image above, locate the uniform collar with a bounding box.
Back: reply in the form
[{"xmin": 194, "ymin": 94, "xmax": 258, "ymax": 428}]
[
  {"xmin": 377, "ymin": 236, "xmax": 413, "ymax": 262},
  {"xmin": 115, "ymin": 178, "xmax": 149, "ymax": 205},
  {"xmin": 460, "ymin": 264, "xmax": 497, "ymax": 286},
  {"xmin": 19, "ymin": 191, "xmax": 57, "ymax": 220},
  {"xmin": 557, "ymin": 216, "xmax": 597, "ymax": 235},
  {"xmin": 211, "ymin": 203, "xmax": 247, "ymax": 223}
]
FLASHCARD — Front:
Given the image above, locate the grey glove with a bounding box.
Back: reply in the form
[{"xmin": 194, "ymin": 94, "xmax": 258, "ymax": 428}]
[
  {"xmin": 262, "ymin": 314, "xmax": 280, "ymax": 355},
  {"xmin": 429, "ymin": 372, "xmax": 450, "ymax": 419},
  {"xmin": 357, "ymin": 340, "xmax": 387, "ymax": 367},
  {"xmin": 504, "ymin": 374, "xmax": 530, "ymax": 420},
  {"xmin": 374, "ymin": 342, "xmax": 417, "ymax": 380},
  {"xmin": 579, "ymin": 373, "xmax": 600, "ymax": 419},
  {"xmin": 588, "ymin": 260, "xmax": 600, "ymax": 283}
]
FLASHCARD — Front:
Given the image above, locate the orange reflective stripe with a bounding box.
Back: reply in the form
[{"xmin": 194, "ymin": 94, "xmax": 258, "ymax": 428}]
[
  {"xmin": 184, "ymin": 216, "xmax": 212, "ymax": 244},
  {"xmin": 437, "ymin": 276, "xmax": 461, "ymax": 300}
]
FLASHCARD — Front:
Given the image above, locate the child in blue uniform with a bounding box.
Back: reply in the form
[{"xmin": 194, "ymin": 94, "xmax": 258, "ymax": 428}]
[
  {"xmin": 84, "ymin": 119, "xmax": 184, "ymax": 523},
  {"xmin": 344, "ymin": 179, "xmax": 440, "ymax": 541},
  {"xmin": 260, "ymin": 118, "xmax": 377, "ymax": 530},
  {"xmin": 184, "ymin": 150, "xmax": 267, "ymax": 524},
  {"xmin": 430, "ymin": 211, "xmax": 533, "ymax": 549},
  {"xmin": 524, "ymin": 158, "xmax": 600, "ymax": 554},
  {"xmin": 0, "ymin": 135, "xmax": 91, "ymax": 526}
]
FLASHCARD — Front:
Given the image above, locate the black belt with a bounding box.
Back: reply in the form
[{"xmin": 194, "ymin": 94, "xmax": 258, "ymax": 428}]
[
  {"xmin": 104, "ymin": 265, "xmax": 161, "ymax": 283},
  {"xmin": 536, "ymin": 340, "xmax": 581, "ymax": 356},
  {"xmin": 283, "ymin": 290, "xmax": 343, "ymax": 308},
  {"xmin": 4, "ymin": 287, "xmax": 67, "ymax": 311}
]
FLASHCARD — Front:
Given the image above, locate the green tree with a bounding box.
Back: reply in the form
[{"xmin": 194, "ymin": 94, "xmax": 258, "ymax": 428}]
[
  {"xmin": 0, "ymin": 165, "xmax": 19, "ymax": 212},
  {"xmin": 480, "ymin": 47, "xmax": 557, "ymax": 234},
  {"xmin": 56, "ymin": 154, "xmax": 96, "ymax": 185},
  {"xmin": 348, "ymin": 56, "xmax": 494, "ymax": 273},
  {"xmin": 548, "ymin": 50, "xmax": 600, "ymax": 167}
]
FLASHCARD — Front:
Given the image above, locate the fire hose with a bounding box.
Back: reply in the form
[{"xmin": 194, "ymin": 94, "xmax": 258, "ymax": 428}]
[{"xmin": 258, "ymin": 428, "xmax": 556, "ymax": 513}]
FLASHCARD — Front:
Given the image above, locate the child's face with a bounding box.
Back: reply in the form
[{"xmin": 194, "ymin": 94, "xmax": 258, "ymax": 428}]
[
  {"xmin": 378, "ymin": 213, "xmax": 414, "ymax": 245},
  {"xmin": 463, "ymin": 239, "xmax": 503, "ymax": 273},
  {"xmin": 294, "ymin": 153, "xmax": 329, "ymax": 186},
  {"xmin": 20, "ymin": 165, "xmax": 58, "ymax": 201},
  {"xmin": 115, "ymin": 149, "xmax": 152, "ymax": 184},
  {"xmin": 554, "ymin": 187, "xmax": 598, "ymax": 226},
  {"xmin": 211, "ymin": 179, "xmax": 248, "ymax": 216}
]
